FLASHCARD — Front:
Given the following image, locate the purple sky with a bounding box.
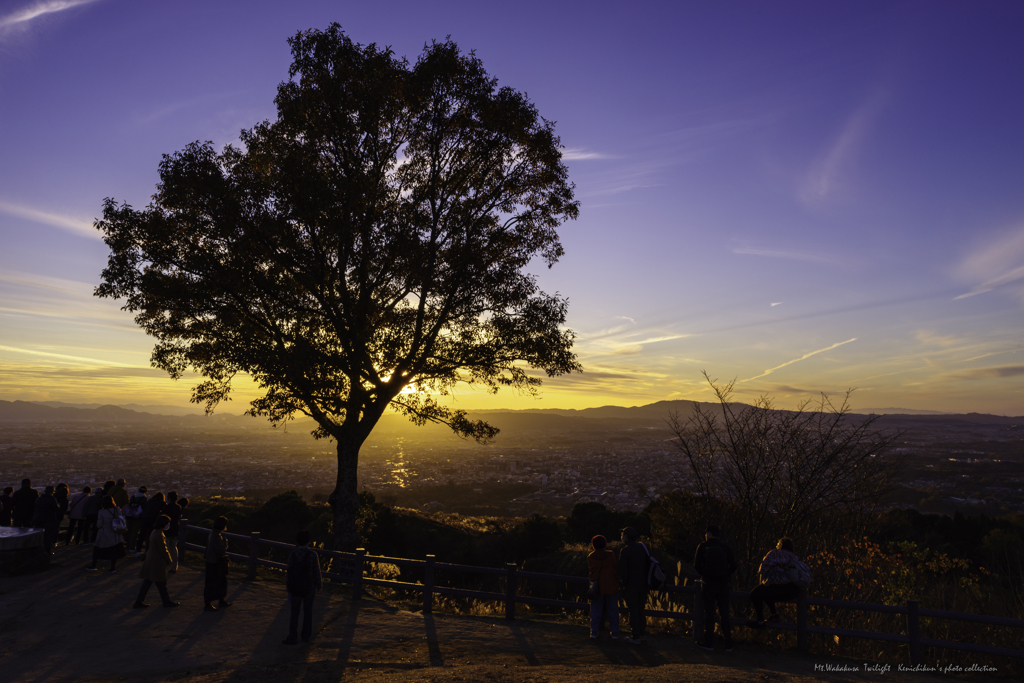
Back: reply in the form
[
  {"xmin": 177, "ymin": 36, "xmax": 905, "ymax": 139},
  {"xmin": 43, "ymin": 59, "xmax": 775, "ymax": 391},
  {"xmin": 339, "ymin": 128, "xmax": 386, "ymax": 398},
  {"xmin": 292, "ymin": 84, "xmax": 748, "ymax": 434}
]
[{"xmin": 2, "ymin": 1, "xmax": 1024, "ymax": 414}]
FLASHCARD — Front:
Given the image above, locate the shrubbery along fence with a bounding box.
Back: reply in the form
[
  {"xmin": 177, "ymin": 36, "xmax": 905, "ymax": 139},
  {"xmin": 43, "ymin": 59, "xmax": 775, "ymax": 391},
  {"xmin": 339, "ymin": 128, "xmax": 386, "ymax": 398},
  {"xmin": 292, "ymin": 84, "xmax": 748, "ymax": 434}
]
[{"xmin": 179, "ymin": 521, "xmax": 1024, "ymax": 665}]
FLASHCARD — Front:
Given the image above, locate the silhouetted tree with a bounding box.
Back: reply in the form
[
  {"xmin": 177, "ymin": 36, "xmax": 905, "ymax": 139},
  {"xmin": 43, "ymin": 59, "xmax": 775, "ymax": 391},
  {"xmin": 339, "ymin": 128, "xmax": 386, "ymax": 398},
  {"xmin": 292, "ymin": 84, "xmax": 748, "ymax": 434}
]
[
  {"xmin": 667, "ymin": 373, "xmax": 904, "ymax": 575},
  {"xmin": 95, "ymin": 25, "xmax": 580, "ymax": 549}
]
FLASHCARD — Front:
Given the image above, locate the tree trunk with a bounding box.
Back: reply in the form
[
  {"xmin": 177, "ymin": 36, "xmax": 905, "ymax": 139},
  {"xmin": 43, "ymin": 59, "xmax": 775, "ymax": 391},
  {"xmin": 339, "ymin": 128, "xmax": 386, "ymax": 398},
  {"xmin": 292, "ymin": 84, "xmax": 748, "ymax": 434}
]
[{"xmin": 330, "ymin": 434, "xmax": 362, "ymax": 551}]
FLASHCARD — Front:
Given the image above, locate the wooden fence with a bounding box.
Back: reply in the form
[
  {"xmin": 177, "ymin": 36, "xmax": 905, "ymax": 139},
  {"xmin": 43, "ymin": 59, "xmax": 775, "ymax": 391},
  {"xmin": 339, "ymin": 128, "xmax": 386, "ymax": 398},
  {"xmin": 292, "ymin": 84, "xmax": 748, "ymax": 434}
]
[{"xmin": 179, "ymin": 521, "xmax": 1024, "ymax": 664}]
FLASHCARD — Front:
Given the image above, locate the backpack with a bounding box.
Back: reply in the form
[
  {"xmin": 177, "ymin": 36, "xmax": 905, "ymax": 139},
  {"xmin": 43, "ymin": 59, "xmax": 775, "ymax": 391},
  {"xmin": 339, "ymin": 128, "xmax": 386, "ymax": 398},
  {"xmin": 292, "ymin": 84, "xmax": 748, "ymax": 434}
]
[
  {"xmin": 700, "ymin": 542, "xmax": 731, "ymax": 581},
  {"xmin": 111, "ymin": 513, "xmax": 127, "ymax": 534},
  {"xmin": 640, "ymin": 542, "xmax": 666, "ymax": 590},
  {"xmin": 786, "ymin": 559, "xmax": 813, "ymax": 589},
  {"xmin": 126, "ymin": 496, "xmax": 146, "ymax": 519}
]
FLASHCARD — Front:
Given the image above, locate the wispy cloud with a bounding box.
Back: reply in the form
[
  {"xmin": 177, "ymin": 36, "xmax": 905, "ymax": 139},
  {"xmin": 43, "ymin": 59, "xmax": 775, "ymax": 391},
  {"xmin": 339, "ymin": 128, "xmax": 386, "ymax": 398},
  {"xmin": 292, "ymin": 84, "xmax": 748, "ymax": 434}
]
[
  {"xmin": 799, "ymin": 91, "xmax": 885, "ymax": 206},
  {"xmin": 0, "ymin": 199, "xmax": 98, "ymax": 239},
  {"xmin": 561, "ymin": 148, "xmax": 612, "ymax": 161},
  {"xmin": 771, "ymin": 302, "xmax": 783, "ymax": 307},
  {"xmin": 0, "ymin": 344, "xmax": 135, "ymax": 367},
  {"xmin": 733, "ymin": 245, "xmax": 834, "ymax": 264},
  {"xmin": 948, "ymin": 365, "xmax": 1024, "ymax": 381},
  {"xmin": 953, "ymin": 222, "xmax": 1024, "ymax": 301},
  {"xmin": 0, "ymin": 0, "xmax": 99, "ymax": 32},
  {"xmin": 742, "ymin": 338, "xmax": 857, "ymax": 382}
]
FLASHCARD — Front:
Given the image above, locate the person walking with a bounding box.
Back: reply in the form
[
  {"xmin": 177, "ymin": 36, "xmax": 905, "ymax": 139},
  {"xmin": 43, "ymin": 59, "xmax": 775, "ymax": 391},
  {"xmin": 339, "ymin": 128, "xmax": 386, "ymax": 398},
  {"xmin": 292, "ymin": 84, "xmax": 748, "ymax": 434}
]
[
  {"xmin": 31, "ymin": 485, "xmax": 61, "ymax": 548},
  {"xmin": 66, "ymin": 486, "xmax": 91, "ymax": 545},
  {"xmin": 694, "ymin": 524, "xmax": 738, "ymax": 652},
  {"xmin": 204, "ymin": 516, "xmax": 232, "ymax": 611},
  {"xmin": 283, "ymin": 530, "xmax": 322, "ymax": 644},
  {"xmin": 587, "ymin": 534, "xmax": 620, "ymax": 640},
  {"xmin": 87, "ymin": 496, "xmax": 126, "ymax": 573},
  {"xmin": 750, "ymin": 537, "xmax": 803, "ymax": 627},
  {"xmin": 0, "ymin": 487, "xmax": 13, "ymax": 526},
  {"xmin": 11, "ymin": 479, "xmax": 39, "ymax": 527},
  {"xmin": 134, "ymin": 515, "xmax": 179, "ymax": 608},
  {"xmin": 617, "ymin": 526, "xmax": 649, "ymax": 645}
]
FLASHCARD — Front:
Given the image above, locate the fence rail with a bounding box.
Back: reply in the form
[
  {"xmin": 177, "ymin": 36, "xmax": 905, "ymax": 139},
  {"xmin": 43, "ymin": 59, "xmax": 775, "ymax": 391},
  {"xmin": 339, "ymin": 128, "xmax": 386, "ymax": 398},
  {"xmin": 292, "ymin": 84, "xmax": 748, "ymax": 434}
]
[{"xmin": 178, "ymin": 521, "xmax": 1024, "ymax": 664}]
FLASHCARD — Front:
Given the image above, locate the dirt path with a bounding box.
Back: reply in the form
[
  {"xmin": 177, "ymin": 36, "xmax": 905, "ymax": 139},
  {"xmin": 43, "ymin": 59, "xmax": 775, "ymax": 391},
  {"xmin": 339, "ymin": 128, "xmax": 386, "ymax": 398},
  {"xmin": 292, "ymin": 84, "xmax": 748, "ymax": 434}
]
[{"xmin": 0, "ymin": 545, "xmax": 993, "ymax": 682}]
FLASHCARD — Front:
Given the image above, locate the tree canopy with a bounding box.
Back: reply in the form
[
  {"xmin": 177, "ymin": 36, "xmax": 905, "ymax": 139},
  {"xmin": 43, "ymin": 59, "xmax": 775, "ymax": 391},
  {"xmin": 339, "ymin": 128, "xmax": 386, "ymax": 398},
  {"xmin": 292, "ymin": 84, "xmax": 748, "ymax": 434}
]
[{"xmin": 95, "ymin": 25, "xmax": 581, "ymax": 547}]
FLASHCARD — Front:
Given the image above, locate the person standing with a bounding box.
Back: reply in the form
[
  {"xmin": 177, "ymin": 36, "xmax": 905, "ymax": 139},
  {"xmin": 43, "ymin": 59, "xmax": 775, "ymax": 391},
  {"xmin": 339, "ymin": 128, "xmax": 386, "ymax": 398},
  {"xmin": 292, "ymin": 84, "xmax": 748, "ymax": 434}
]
[
  {"xmin": 204, "ymin": 516, "xmax": 232, "ymax": 611},
  {"xmin": 136, "ymin": 492, "xmax": 165, "ymax": 556},
  {"xmin": 134, "ymin": 515, "xmax": 179, "ymax": 608},
  {"xmin": 66, "ymin": 486, "xmax": 91, "ymax": 545},
  {"xmin": 617, "ymin": 526, "xmax": 649, "ymax": 645},
  {"xmin": 111, "ymin": 479, "xmax": 129, "ymax": 509},
  {"xmin": 124, "ymin": 486, "xmax": 148, "ymax": 550},
  {"xmin": 11, "ymin": 479, "xmax": 39, "ymax": 527},
  {"xmin": 164, "ymin": 492, "xmax": 183, "ymax": 572},
  {"xmin": 750, "ymin": 537, "xmax": 803, "ymax": 627},
  {"xmin": 83, "ymin": 486, "xmax": 104, "ymax": 544},
  {"xmin": 87, "ymin": 496, "xmax": 126, "ymax": 573},
  {"xmin": 54, "ymin": 483, "xmax": 70, "ymax": 542},
  {"xmin": 587, "ymin": 534, "xmax": 620, "ymax": 640},
  {"xmin": 0, "ymin": 487, "xmax": 14, "ymax": 526},
  {"xmin": 694, "ymin": 524, "xmax": 738, "ymax": 652},
  {"xmin": 283, "ymin": 530, "xmax": 322, "ymax": 644},
  {"xmin": 31, "ymin": 485, "xmax": 61, "ymax": 548}
]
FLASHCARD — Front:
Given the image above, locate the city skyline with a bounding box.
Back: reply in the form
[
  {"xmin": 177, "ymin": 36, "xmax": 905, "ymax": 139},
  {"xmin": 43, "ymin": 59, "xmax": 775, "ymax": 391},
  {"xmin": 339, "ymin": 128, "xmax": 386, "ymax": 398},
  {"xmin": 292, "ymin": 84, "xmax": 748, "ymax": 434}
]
[{"xmin": 3, "ymin": 2, "xmax": 1024, "ymax": 415}]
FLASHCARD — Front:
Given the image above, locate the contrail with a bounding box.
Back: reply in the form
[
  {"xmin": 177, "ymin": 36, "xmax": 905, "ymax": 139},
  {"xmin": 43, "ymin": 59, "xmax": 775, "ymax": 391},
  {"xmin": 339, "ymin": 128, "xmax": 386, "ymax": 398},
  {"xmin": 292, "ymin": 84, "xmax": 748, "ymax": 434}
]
[{"xmin": 742, "ymin": 338, "xmax": 857, "ymax": 382}]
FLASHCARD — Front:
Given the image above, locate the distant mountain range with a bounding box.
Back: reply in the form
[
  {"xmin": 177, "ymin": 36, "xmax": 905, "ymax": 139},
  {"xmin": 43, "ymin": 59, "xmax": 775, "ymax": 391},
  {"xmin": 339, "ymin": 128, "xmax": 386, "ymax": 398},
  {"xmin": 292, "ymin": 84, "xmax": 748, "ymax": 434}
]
[{"xmin": 1, "ymin": 399, "xmax": 1018, "ymax": 429}]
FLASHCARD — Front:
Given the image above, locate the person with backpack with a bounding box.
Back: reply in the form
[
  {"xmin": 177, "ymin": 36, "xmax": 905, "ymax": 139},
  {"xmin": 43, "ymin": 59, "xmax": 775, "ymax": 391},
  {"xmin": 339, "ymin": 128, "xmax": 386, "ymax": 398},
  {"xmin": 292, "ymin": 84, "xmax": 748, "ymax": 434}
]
[
  {"xmin": 86, "ymin": 496, "xmax": 126, "ymax": 572},
  {"xmin": 587, "ymin": 534, "xmax": 620, "ymax": 640},
  {"xmin": 617, "ymin": 526, "xmax": 649, "ymax": 644},
  {"xmin": 694, "ymin": 524, "xmax": 738, "ymax": 652},
  {"xmin": 749, "ymin": 537, "xmax": 809, "ymax": 627},
  {"xmin": 83, "ymin": 485, "xmax": 105, "ymax": 544},
  {"xmin": 283, "ymin": 529, "xmax": 322, "ymax": 644}
]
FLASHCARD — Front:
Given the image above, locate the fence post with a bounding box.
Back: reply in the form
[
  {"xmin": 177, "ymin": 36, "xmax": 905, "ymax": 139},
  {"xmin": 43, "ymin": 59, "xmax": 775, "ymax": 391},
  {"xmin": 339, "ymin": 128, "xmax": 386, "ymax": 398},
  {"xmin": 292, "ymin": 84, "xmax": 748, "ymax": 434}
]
[
  {"xmin": 352, "ymin": 548, "xmax": 366, "ymax": 601},
  {"xmin": 179, "ymin": 518, "xmax": 188, "ymax": 564},
  {"xmin": 907, "ymin": 599, "xmax": 921, "ymax": 665},
  {"xmin": 797, "ymin": 588, "xmax": 809, "ymax": 651},
  {"xmin": 693, "ymin": 580, "xmax": 704, "ymax": 642},
  {"xmin": 422, "ymin": 554, "xmax": 436, "ymax": 613},
  {"xmin": 247, "ymin": 531, "xmax": 260, "ymax": 580},
  {"xmin": 505, "ymin": 562, "xmax": 517, "ymax": 621}
]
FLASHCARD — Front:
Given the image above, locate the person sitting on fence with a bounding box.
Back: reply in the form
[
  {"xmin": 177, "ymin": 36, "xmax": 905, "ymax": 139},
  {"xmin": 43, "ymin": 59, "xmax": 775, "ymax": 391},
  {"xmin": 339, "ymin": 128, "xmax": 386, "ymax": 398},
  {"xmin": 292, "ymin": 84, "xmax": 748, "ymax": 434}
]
[
  {"xmin": 694, "ymin": 523, "xmax": 738, "ymax": 652},
  {"xmin": 134, "ymin": 514, "xmax": 179, "ymax": 608},
  {"xmin": 617, "ymin": 526, "xmax": 648, "ymax": 645},
  {"xmin": 204, "ymin": 516, "xmax": 232, "ymax": 611},
  {"xmin": 283, "ymin": 529, "xmax": 322, "ymax": 645},
  {"xmin": 87, "ymin": 496, "xmax": 126, "ymax": 573},
  {"xmin": 587, "ymin": 534, "xmax": 620, "ymax": 640},
  {"xmin": 749, "ymin": 537, "xmax": 804, "ymax": 628}
]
